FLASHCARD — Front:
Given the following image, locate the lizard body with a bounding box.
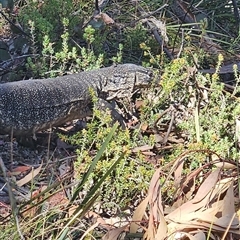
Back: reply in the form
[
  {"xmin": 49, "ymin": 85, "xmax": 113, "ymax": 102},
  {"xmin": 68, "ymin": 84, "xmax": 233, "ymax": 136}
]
[{"xmin": 0, "ymin": 64, "xmax": 153, "ymax": 135}]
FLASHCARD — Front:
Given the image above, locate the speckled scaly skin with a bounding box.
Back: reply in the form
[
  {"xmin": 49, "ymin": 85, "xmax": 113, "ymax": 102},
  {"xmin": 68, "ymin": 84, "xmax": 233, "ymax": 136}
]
[{"xmin": 0, "ymin": 64, "xmax": 153, "ymax": 135}]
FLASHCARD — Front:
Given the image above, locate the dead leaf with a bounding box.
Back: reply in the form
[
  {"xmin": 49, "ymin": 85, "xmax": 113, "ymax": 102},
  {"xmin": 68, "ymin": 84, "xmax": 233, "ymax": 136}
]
[
  {"xmin": 174, "ymin": 160, "xmax": 184, "ymax": 187},
  {"xmin": 103, "ymin": 225, "xmax": 128, "ymax": 240},
  {"xmin": 86, "ymin": 211, "xmax": 114, "ymax": 231},
  {"xmin": 214, "ymin": 161, "xmax": 236, "ymax": 169},
  {"xmin": 166, "ymin": 169, "xmax": 223, "ymax": 222},
  {"xmin": 146, "ymin": 168, "xmax": 164, "ymax": 240},
  {"xmin": 8, "ymin": 165, "xmax": 31, "ymax": 176},
  {"xmin": 47, "ymin": 190, "xmax": 68, "ymax": 209},
  {"xmin": 144, "ymin": 17, "xmax": 168, "ymax": 42},
  {"xmin": 192, "ymin": 168, "xmax": 220, "ymax": 203},
  {"xmin": 155, "ymin": 207, "xmax": 167, "ymax": 240},
  {"xmin": 132, "ymin": 145, "xmax": 153, "ymax": 153},
  {"xmin": 193, "ymin": 230, "xmax": 206, "ymax": 240},
  {"xmin": 135, "ymin": 100, "xmax": 144, "ymax": 109},
  {"xmin": 94, "ymin": 13, "xmax": 114, "ymax": 25},
  {"xmin": 130, "ymin": 196, "xmax": 149, "ymax": 233},
  {"xmin": 141, "ymin": 123, "xmax": 148, "ymax": 131},
  {"xmin": 222, "ymin": 181, "xmax": 235, "ymax": 217},
  {"xmin": 16, "ymin": 163, "xmax": 42, "ymax": 186}
]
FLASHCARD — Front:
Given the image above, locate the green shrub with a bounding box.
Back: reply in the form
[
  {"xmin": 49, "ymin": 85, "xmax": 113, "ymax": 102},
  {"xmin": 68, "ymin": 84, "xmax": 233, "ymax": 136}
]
[{"xmin": 66, "ymin": 107, "xmax": 155, "ymax": 210}]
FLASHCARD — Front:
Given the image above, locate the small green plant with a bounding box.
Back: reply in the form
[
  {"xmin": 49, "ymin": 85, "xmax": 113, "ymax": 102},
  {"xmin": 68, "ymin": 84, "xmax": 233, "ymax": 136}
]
[
  {"xmin": 137, "ymin": 53, "xmax": 240, "ymax": 172},
  {"xmin": 20, "ymin": 0, "xmax": 89, "ymax": 42},
  {"xmin": 0, "ymin": 124, "xmax": 124, "ymax": 239},
  {"xmin": 18, "ymin": 0, "xmax": 161, "ymax": 78},
  {"xmin": 178, "ymin": 55, "xmax": 240, "ymax": 159},
  {"xmin": 66, "ymin": 106, "xmax": 155, "ymax": 210},
  {"xmin": 26, "ymin": 21, "xmax": 104, "ymax": 77}
]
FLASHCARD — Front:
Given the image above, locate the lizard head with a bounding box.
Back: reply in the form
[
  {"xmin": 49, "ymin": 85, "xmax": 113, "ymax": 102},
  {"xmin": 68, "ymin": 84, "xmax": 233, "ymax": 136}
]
[{"xmin": 101, "ymin": 64, "xmax": 155, "ymax": 99}]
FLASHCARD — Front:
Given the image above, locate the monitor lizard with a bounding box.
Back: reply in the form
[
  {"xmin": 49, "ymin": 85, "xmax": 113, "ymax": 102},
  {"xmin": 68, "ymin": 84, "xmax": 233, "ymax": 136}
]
[{"xmin": 0, "ymin": 64, "xmax": 154, "ymax": 136}]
